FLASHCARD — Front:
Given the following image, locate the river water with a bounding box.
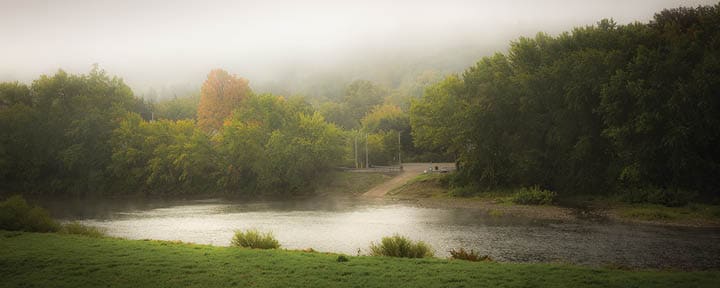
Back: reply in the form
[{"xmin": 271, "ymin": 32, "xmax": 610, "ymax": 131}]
[{"xmin": 50, "ymin": 198, "xmax": 720, "ymax": 269}]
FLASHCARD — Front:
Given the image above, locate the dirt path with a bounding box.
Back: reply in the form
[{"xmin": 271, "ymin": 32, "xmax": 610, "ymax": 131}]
[{"xmin": 361, "ymin": 163, "xmax": 453, "ymax": 198}]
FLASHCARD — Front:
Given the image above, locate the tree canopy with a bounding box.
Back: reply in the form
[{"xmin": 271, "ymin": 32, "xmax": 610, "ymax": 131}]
[
  {"xmin": 197, "ymin": 69, "xmax": 251, "ymax": 132},
  {"xmin": 411, "ymin": 4, "xmax": 720, "ymax": 200}
]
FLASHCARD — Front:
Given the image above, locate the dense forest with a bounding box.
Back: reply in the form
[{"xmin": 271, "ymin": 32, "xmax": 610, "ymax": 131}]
[
  {"xmin": 412, "ymin": 5, "xmax": 720, "ymax": 203},
  {"xmin": 1, "ymin": 4, "xmax": 718, "ymax": 202}
]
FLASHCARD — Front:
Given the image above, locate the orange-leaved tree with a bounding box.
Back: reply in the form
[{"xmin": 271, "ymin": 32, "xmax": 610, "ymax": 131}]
[{"xmin": 197, "ymin": 69, "xmax": 251, "ymax": 132}]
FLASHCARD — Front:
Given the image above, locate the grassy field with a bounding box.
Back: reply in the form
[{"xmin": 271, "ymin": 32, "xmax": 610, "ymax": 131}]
[
  {"xmin": 1, "ymin": 231, "xmax": 719, "ymax": 288},
  {"xmin": 388, "ymin": 173, "xmax": 452, "ymax": 198}
]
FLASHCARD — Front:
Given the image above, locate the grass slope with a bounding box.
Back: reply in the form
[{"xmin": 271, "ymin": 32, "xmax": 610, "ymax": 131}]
[
  {"xmin": 1, "ymin": 231, "xmax": 718, "ymax": 287},
  {"xmin": 315, "ymin": 172, "xmax": 394, "ymax": 196}
]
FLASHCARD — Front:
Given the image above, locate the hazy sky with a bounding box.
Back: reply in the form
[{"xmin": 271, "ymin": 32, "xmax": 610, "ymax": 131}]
[{"xmin": 1, "ymin": 0, "xmax": 714, "ymax": 94}]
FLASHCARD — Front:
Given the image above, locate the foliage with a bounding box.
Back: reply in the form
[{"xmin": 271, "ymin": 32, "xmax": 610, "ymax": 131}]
[
  {"xmin": 217, "ymin": 94, "xmax": 344, "ymax": 195},
  {"xmin": 197, "ymin": 69, "xmax": 251, "ymax": 132},
  {"xmin": 512, "ymin": 186, "xmax": 557, "ymax": 205},
  {"xmin": 231, "ymin": 229, "xmax": 280, "ymax": 249},
  {"xmin": 59, "ymin": 222, "xmax": 106, "ymax": 238},
  {"xmin": 318, "ymin": 102, "xmax": 356, "ymax": 130},
  {"xmin": 106, "ymin": 92, "xmax": 345, "ymax": 197},
  {"xmin": 361, "ymin": 104, "xmax": 406, "ymax": 133},
  {"xmin": 0, "ymin": 195, "xmax": 59, "ymax": 232},
  {"xmin": 0, "ymin": 66, "xmax": 144, "ymax": 194},
  {"xmin": 369, "ymin": 234, "xmax": 434, "ymax": 258},
  {"xmin": 109, "ymin": 114, "xmax": 217, "ymax": 195},
  {"xmin": 154, "ymin": 93, "xmax": 200, "ymax": 120},
  {"xmin": 449, "ymin": 248, "xmax": 492, "ymax": 262},
  {"xmin": 410, "ymin": 5, "xmax": 720, "ymax": 201},
  {"xmin": 359, "ymin": 104, "xmax": 414, "ymax": 165},
  {"xmin": 343, "ymin": 80, "xmax": 386, "ymax": 127}
]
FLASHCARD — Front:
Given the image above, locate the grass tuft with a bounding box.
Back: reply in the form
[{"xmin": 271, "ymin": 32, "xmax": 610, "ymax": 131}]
[
  {"xmin": 59, "ymin": 222, "xmax": 107, "ymax": 238},
  {"xmin": 369, "ymin": 234, "xmax": 434, "ymax": 258},
  {"xmin": 449, "ymin": 248, "xmax": 493, "ymax": 262},
  {"xmin": 231, "ymin": 229, "xmax": 280, "ymax": 249},
  {"xmin": 512, "ymin": 186, "xmax": 557, "ymax": 205}
]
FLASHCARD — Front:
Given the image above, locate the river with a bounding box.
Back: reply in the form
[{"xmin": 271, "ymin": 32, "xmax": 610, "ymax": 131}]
[{"xmin": 48, "ymin": 198, "xmax": 720, "ymax": 269}]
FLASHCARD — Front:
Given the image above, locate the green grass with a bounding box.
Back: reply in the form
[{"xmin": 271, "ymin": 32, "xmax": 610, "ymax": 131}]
[
  {"xmin": 1, "ymin": 231, "xmax": 719, "ymax": 287},
  {"xmin": 388, "ymin": 173, "xmax": 449, "ymax": 198},
  {"xmin": 315, "ymin": 172, "xmax": 394, "ymax": 196}
]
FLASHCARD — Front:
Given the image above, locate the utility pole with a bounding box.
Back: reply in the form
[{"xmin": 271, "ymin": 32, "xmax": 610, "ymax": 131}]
[
  {"xmin": 354, "ymin": 135, "xmax": 358, "ymax": 168},
  {"xmin": 365, "ymin": 133, "xmax": 369, "ymax": 168},
  {"xmin": 398, "ymin": 131, "xmax": 402, "ymax": 170}
]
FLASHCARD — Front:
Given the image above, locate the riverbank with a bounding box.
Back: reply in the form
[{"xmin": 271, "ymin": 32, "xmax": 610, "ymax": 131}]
[
  {"xmin": 386, "ymin": 173, "xmax": 720, "ymax": 227},
  {"xmin": 1, "ymin": 231, "xmax": 718, "ymax": 288}
]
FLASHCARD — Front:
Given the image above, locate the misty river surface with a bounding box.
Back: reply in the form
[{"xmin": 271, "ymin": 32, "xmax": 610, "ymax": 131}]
[{"xmin": 51, "ymin": 198, "xmax": 720, "ymax": 269}]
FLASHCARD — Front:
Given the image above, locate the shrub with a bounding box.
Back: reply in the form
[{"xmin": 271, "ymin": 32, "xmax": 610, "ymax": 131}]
[
  {"xmin": 512, "ymin": 186, "xmax": 556, "ymax": 205},
  {"xmin": 0, "ymin": 195, "xmax": 59, "ymax": 232},
  {"xmin": 60, "ymin": 222, "xmax": 107, "ymax": 238},
  {"xmin": 369, "ymin": 234, "xmax": 434, "ymax": 258},
  {"xmin": 231, "ymin": 229, "xmax": 280, "ymax": 249},
  {"xmin": 336, "ymin": 255, "xmax": 349, "ymax": 262},
  {"xmin": 449, "ymin": 248, "xmax": 492, "ymax": 262}
]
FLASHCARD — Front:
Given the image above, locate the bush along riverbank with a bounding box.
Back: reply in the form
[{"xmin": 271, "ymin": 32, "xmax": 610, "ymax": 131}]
[{"xmin": 2, "ymin": 231, "xmax": 720, "ymax": 288}]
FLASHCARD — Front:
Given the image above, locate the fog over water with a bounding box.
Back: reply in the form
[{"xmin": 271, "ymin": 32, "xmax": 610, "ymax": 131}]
[{"xmin": 1, "ymin": 0, "xmax": 714, "ymax": 96}]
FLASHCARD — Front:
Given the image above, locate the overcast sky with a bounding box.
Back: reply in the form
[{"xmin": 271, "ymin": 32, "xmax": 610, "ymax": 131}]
[{"xmin": 1, "ymin": 0, "xmax": 714, "ymax": 94}]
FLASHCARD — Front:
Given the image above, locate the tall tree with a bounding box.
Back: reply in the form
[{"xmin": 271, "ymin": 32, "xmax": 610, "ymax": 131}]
[{"xmin": 197, "ymin": 69, "xmax": 251, "ymax": 132}]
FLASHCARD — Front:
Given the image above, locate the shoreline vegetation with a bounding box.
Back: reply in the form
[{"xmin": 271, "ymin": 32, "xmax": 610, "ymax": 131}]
[
  {"xmin": 386, "ymin": 173, "xmax": 720, "ymax": 228},
  {"xmin": 1, "ymin": 231, "xmax": 718, "ymax": 288}
]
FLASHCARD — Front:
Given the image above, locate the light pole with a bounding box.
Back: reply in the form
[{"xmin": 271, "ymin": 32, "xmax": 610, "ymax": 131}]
[
  {"xmin": 365, "ymin": 133, "xmax": 369, "ymax": 168},
  {"xmin": 354, "ymin": 135, "xmax": 358, "ymax": 168},
  {"xmin": 398, "ymin": 131, "xmax": 402, "ymax": 171}
]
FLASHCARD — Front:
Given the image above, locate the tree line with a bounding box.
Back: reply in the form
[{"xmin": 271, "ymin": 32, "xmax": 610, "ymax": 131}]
[
  {"xmin": 0, "ymin": 64, "xmax": 439, "ymax": 198},
  {"xmin": 2, "ymin": 4, "xmax": 716, "ymax": 202},
  {"xmin": 0, "ymin": 68, "xmax": 344, "ymax": 197},
  {"xmin": 411, "ymin": 4, "xmax": 720, "ymax": 202}
]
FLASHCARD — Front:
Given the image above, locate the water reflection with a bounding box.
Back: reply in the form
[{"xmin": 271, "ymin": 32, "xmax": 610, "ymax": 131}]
[{"xmin": 54, "ymin": 198, "xmax": 720, "ymax": 269}]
